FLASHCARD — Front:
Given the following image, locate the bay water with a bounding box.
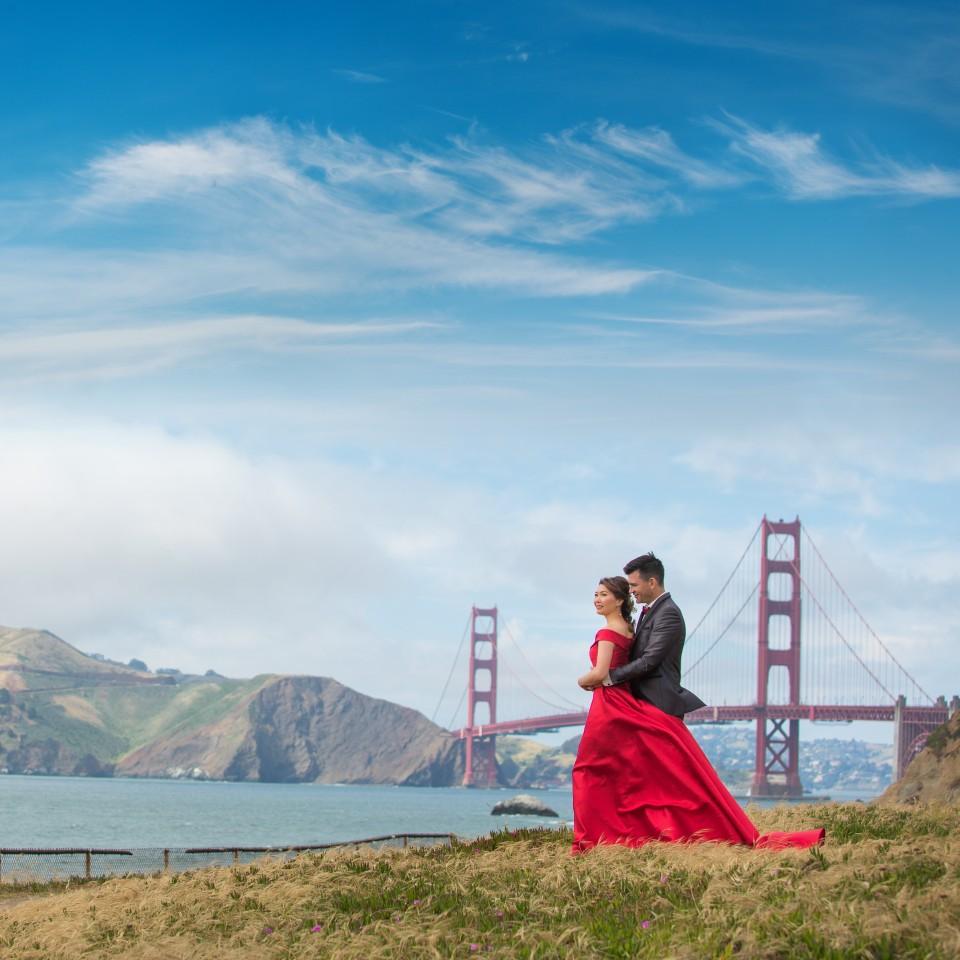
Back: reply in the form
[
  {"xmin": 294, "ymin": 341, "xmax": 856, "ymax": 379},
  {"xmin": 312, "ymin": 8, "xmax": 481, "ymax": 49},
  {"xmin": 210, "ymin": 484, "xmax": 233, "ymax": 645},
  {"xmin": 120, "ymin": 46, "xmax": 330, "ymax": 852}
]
[
  {"xmin": 1, "ymin": 775, "xmax": 874, "ymax": 849},
  {"xmin": 1, "ymin": 776, "xmax": 573, "ymax": 848}
]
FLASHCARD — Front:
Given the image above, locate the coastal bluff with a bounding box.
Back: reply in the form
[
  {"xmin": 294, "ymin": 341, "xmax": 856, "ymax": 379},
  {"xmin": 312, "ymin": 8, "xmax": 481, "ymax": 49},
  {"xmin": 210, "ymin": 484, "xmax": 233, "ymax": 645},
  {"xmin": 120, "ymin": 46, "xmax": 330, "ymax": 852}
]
[
  {"xmin": 0, "ymin": 626, "xmax": 462, "ymax": 785},
  {"xmin": 879, "ymin": 709, "xmax": 960, "ymax": 804}
]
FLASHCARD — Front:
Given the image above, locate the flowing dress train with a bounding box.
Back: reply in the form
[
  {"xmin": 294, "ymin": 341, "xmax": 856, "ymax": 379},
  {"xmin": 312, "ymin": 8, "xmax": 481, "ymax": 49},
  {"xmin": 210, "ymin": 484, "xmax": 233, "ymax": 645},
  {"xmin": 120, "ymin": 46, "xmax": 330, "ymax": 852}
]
[{"xmin": 572, "ymin": 629, "xmax": 824, "ymax": 853}]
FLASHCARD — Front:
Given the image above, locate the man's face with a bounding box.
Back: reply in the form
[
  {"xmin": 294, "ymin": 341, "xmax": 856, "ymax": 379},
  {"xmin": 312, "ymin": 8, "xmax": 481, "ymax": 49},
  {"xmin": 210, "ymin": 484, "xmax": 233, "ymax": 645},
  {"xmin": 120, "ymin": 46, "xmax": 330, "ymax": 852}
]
[{"xmin": 627, "ymin": 571, "xmax": 660, "ymax": 604}]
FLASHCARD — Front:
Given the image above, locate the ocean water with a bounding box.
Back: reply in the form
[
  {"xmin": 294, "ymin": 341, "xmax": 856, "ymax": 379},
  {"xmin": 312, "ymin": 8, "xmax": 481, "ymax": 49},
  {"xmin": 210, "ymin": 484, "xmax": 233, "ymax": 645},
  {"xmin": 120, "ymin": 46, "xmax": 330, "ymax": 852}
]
[
  {"xmin": 0, "ymin": 776, "xmax": 575, "ymax": 848},
  {"xmin": 0, "ymin": 775, "xmax": 875, "ymax": 849}
]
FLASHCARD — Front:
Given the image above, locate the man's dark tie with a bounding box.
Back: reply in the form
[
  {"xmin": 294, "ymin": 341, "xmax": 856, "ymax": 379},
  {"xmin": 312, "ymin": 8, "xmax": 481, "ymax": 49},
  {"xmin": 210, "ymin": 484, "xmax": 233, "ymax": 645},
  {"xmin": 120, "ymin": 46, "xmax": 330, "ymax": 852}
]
[{"xmin": 640, "ymin": 604, "xmax": 651, "ymax": 618}]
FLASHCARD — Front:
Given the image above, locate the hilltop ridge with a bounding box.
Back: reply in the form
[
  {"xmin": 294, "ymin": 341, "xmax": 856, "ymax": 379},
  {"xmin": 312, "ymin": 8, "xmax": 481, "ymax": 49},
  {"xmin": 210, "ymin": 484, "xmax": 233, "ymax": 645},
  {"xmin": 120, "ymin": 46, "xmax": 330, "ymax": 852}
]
[{"xmin": 0, "ymin": 626, "xmax": 462, "ymax": 785}]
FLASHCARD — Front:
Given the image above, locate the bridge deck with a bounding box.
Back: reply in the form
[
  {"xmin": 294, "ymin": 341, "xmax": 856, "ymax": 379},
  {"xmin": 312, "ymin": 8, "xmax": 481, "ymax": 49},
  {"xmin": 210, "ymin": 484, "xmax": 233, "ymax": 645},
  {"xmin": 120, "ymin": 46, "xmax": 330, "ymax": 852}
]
[{"xmin": 453, "ymin": 704, "xmax": 950, "ymax": 739}]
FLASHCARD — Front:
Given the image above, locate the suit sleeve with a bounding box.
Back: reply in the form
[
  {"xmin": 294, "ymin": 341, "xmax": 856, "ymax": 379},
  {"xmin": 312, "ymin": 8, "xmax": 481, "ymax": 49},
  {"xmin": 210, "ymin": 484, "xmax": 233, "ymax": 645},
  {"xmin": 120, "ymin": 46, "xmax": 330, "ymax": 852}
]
[{"xmin": 608, "ymin": 606, "xmax": 682, "ymax": 685}]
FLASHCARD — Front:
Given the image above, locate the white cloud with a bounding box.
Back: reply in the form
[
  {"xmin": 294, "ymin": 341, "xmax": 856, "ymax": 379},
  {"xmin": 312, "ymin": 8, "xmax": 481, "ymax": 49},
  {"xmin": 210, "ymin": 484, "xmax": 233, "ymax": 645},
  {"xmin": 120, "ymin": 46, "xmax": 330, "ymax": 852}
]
[
  {"xmin": 677, "ymin": 432, "xmax": 960, "ymax": 516},
  {"xmin": 78, "ymin": 119, "xmax": 299, "ymax": 210},
  {"xmin": 589, "ymin": 121, "xmax": 741, "ymax": 188},
  {"xmin": 592, "ymin": 282, "xmax": 868, "ymax": 335},
  {"xmin": 0, "ymin": 315, "xmax": 439, "ymax": 382},
  {"xmin": 716, "ymin": 115, "xmax": 960, "ymax": 200},
  {"xmin": 0, "ymin": 414, "xmax": 953, "ymax": 724},
  {"xmin": 332, "ymin": 68, "xmax": 387, "ymax": 84},
  {"xmin": 46, "ymin": 119, "xmax": 666, "ymax": 300},
  {"xmin": 2, "ymin": 115, "xmax": 951, "ymax": 345}
]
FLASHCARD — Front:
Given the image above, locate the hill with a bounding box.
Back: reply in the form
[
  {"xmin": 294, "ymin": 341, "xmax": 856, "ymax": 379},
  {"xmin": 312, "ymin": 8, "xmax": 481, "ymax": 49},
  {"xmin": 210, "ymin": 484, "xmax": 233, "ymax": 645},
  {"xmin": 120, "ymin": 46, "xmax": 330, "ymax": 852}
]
[
  {"xmin": 879, "ymin": 710, "xmax": 960, "ymax": 804},
  {"xmin": 0, "ymin": 804, "xmax": 957, "ymax": 959},
  {"xmin": 0, "ymin": 626, "xmax": 462, "ymax": 785},
  {"xmin": 500, "ymin": 729, "xmax": 893, "ymax": 794}
]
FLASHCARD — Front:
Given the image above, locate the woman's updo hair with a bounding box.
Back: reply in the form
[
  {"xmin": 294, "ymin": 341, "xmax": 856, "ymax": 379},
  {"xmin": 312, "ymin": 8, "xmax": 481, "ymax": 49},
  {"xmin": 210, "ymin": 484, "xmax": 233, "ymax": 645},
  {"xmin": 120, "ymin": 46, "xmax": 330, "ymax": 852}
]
[{"xmin": 600, "ymin": 576, "xmax": 635, "ymax": 628}]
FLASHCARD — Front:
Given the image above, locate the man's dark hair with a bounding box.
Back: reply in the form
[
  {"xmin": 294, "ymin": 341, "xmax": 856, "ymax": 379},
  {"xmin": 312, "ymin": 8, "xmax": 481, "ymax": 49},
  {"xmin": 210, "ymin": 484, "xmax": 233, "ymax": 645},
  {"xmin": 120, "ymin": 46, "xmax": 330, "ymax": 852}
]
[{"xmin": 623, "ymin": 552, "xmax": 665, "ymax": 585}]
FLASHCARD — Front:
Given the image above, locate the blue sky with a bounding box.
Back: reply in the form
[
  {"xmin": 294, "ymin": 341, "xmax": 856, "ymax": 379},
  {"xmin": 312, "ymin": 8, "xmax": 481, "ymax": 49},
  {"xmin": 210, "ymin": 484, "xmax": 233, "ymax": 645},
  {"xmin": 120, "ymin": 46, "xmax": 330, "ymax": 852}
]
[{"xmin": 0, "ymin": 1, "xmax": 958, "ymax": 742}]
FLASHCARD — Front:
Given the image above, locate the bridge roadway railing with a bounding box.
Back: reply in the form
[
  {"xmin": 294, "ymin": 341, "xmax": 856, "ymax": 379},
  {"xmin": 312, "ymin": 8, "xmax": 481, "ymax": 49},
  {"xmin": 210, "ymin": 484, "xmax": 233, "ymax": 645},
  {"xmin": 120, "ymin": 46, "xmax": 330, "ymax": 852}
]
[{"xmin": 453, "ymin": 704, "xmax": 951, "ymax": 738}]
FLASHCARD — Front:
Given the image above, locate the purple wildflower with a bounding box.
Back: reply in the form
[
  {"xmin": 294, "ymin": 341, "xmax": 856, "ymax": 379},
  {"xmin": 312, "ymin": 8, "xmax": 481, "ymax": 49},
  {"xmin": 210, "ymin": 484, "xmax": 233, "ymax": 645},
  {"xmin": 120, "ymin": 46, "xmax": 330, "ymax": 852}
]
[
  {"xmin": 311, "ymin": 924, "xmax": 323, "ymax": 933},
  {"xmin": 262, "ymin": 926, "xmax": 274, "ymax": 935},
  {"xmin": 641, "ymin": 920, "xmax": 652, "ymax": 929},
  {"xmin": 469, "ymin": 945, "xmax": 480, "ymax": 952}
]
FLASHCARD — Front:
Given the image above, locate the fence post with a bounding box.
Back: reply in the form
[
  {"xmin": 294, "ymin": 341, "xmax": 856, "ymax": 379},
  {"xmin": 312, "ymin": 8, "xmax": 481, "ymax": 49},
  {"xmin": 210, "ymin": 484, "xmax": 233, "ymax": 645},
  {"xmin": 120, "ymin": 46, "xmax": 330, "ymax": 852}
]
[
  {"xmin": 163, "ymin": 849, "xmax": 170, "ymax": 873},
  {"xmin": 85, "ymin": 851, "xmax": 92, "ymax": 879},
  {"xmin": 232, "ymin": 849, "xmax": 239, "ymax": 865}
]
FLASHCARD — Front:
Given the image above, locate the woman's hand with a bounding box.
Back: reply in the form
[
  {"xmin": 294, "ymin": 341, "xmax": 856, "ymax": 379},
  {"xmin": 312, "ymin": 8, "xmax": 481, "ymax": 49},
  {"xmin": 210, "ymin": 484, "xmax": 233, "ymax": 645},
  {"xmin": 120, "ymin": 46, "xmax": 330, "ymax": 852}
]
[
  {"xmin": 579, "ymin": 640, "xmax": 615, "ymax": 691},
  {"xmin": 578, "ymin": 671, "xmax": 606, "ymax": 691}
]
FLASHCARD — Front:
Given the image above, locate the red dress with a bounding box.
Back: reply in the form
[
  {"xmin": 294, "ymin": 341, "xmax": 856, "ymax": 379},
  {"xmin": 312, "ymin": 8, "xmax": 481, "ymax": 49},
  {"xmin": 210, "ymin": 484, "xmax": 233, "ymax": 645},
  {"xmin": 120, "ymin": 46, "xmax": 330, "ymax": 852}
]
[{"xmin": 571, "ymin": 629, "xmax": 824, "ymax": 853}]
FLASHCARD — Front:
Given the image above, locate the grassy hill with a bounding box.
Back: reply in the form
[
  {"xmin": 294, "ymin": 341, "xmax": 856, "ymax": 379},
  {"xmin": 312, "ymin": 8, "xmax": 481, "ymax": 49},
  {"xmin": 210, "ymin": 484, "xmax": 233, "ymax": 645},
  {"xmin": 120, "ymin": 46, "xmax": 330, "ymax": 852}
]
[
  {"xmin": 0, "ymin": 626, "xmax": 461, "ymax": 785},
  {"xmin": 880, "ymin": 709, "xmax": 960, "ymax": 804},
  {"xmin": 1, "ymin": 804, "xmax": 957, "ymax": 958}
]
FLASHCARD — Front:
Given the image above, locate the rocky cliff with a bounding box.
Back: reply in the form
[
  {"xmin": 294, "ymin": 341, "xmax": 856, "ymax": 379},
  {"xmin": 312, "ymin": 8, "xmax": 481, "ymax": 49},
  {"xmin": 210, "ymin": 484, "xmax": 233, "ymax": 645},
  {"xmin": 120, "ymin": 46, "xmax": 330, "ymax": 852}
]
[
  {"xmin": 0, "ymin": 626, "xmax": 462, "ymax": 785},
  {"xmin": 879, "ymin": 711, "xmax": 960, "ymax": 804},
  {"xmin": 117, "ymin": 675, "xmax": 463, "ymax": 785}
]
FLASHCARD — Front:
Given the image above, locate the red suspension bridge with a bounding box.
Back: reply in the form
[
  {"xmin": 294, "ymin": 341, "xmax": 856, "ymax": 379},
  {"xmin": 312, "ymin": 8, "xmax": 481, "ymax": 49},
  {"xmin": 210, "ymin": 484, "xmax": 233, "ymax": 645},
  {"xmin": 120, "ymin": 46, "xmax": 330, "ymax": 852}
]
[{"xmin": 442, "ymin": 517, "xmax": 958, "ymax": 796}]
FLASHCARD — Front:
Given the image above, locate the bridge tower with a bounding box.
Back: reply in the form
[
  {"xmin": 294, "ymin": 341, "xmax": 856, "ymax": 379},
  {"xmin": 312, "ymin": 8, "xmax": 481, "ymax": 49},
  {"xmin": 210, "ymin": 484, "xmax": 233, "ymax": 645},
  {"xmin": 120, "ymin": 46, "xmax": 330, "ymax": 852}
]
[
  {"xmin": 462, "ymin": 606, "xmax": 498, "ymax": 787},
  {"xmin": 752, "ymin": 516, "xmax": 804, "ymax": 798}
]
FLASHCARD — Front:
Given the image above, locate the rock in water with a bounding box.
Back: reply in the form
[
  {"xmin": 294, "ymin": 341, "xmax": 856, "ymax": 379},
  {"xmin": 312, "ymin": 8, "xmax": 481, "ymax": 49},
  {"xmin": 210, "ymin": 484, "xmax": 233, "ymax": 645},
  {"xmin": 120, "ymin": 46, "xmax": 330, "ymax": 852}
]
[{"xmin": 490, "ymin": 793, "xmax": 558, "ymax": 817}]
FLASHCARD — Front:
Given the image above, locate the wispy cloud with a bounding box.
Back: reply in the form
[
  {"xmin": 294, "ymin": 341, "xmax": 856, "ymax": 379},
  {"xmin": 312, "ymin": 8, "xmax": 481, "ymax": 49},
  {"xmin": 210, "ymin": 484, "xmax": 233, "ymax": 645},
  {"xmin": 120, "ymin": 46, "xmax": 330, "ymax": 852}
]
[
  {"xmin": 62, "ymin": 117, "xmax": 659, "ymax": 297},
  {"xmin": 677, "ymin": 432, "xmax": 960, "ymax": 517},
  {"xmin": 587, "ymin": 121, "xmax": 741, "ymax": 188},
  {"xmin": 1, "ymin": 115, "xmax": 952, "ymax": 389},
  {"xmin": 577, "ymin": 4, "xmax": 960, "ymax": 124},
  {"xmin": 592, "ymin": 283, "xmax": 868, "ymax": 335},
  {"xmin": 716, "ymin": 115, "xmax": 960, "ymax": 200},
  {"xmin": 871, "ymin": 332, "xmax": 960, "ymax": 362},
  {"xmin": 72, "ymin": 116, "xmax": 735, "ymax": 244},
  {"xmin": 574, "ymin": 4, "xmax": 808, "ymax": 60},
  {"xmin": 77, "ymin": 123, "xmax": 298, "ymax": 210},
  {"xmin": 332, "ymin": 68, "xmax": 388, "ymax": 84},
  {"xmin": 0, "ymin": 315, "xmax": 439, "ymax": 382}
]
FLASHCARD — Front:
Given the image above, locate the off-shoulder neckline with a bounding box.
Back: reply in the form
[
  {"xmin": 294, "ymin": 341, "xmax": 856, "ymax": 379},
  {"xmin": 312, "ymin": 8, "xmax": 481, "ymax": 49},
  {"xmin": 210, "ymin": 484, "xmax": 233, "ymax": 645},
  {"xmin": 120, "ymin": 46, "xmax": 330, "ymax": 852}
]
[{"xmin": 596, "ymin": 626, "xmax": 633, "ymax": 641}]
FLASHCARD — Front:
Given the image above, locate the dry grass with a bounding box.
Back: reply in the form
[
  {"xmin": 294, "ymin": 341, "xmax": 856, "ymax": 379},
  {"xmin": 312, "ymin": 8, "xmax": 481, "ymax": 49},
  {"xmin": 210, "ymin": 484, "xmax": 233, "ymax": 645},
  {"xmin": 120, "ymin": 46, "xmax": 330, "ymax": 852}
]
[{"xmin": 1, "ymin": 803, "xmax": 958, "ymax": 959}]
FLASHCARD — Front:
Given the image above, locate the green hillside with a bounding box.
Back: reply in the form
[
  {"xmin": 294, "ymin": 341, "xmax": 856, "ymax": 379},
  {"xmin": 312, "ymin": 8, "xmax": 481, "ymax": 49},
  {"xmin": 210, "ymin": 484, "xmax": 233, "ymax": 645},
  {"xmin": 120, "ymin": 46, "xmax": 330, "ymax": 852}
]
[
  {"xmin": 0, "ymin": 626, "xmax": 462, "ymax": 785},
  {"xmin": 0, "ymin": 626, "xmax": 266, "ymax": 774}
]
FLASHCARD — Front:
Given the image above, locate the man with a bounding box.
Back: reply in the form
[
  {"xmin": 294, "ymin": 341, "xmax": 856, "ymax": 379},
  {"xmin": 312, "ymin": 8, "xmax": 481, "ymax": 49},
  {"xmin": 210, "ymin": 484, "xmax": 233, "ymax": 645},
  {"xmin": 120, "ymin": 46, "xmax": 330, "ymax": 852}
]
[{"xmin": 592, "ymin": 552, "xmax": 704, "ymax": 717}]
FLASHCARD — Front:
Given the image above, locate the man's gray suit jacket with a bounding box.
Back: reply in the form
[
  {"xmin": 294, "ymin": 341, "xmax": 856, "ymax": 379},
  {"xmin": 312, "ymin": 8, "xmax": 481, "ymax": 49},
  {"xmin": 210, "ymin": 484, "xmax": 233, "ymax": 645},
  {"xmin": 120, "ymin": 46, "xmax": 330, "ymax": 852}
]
[{"xmin": 607, "ymin": 592, "xmax": 705, "ymax": 717}]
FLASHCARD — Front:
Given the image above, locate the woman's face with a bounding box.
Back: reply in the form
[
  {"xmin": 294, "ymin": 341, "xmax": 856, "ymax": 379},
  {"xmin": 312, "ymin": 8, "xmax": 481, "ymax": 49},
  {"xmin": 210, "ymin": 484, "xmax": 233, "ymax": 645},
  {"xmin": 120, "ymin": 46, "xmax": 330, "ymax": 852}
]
[{"xmin": 594, "ymin": 583, "xmax": 620, "ymax": 617}]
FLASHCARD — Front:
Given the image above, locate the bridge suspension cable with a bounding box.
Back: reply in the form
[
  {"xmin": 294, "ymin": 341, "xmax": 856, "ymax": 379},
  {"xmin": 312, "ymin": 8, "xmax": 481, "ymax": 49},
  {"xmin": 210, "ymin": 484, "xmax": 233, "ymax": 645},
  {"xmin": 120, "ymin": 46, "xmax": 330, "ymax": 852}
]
[
  {"xmin": 685, "ymin": 521, "xmax": 761, "ymax": 645},
  {"xmin": 685, "ymin": 584, "xmax": 758, "ymax": 676},
  {"xmin": 431, "ymin": 611, "xmax": 471, "ymax": 725},
  {"xmin": 499, "ymin": 617, "xmax": 582, "ymax": 713},
  {"xmin": 801, "ymin": 529, "xmax": 933, "ymax": 704},
  {"xmin": 685, "ymin": 525, "xmax": 793, "ymax": 677},
  {"xmin": 791, "ymin": 561, "xmax": 897, "ymax": 702}
]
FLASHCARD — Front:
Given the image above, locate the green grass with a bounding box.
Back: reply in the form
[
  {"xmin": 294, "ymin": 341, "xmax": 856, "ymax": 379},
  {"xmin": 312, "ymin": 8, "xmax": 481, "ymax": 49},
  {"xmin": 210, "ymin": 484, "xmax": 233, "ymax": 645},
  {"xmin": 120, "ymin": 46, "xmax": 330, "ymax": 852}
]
[
  {"xmin": 1, "ymin": 805, "xmax": 959, "ymax": 958},
  {"xmin": 923, "ymin": 717, "xmax": 959, "ymax": 758}
]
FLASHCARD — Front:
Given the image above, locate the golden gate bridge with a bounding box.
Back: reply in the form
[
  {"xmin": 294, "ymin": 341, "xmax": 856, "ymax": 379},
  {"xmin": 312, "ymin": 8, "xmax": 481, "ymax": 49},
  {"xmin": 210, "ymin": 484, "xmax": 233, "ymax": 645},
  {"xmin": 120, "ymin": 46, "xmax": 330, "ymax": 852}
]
[{"xmin": 439, "ymin": 517, "xmax": 958, "ymax": 796}]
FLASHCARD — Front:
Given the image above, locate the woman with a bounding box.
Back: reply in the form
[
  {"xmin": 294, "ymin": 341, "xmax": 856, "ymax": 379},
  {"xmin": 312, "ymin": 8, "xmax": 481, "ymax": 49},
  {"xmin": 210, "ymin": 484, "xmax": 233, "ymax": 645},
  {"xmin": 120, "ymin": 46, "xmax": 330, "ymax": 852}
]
[{"xmin": 571, "ymin": 576, "xmax": 824, "ymax": 853}]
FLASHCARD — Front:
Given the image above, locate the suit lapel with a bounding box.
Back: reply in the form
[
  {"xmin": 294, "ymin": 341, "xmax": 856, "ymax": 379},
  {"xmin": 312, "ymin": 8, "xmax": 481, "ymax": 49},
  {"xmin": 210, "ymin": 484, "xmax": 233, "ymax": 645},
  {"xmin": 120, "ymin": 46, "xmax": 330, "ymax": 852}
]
[{"xmin": 634, "ymin": 593, "xmax": 671, "ymax": 651}]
